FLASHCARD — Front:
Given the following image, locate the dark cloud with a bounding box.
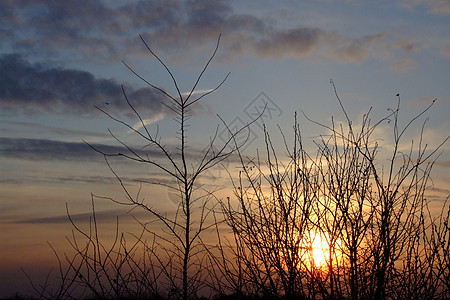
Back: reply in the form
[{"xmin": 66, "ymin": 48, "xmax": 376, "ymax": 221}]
[
  {"xmin": 0, "ymin": 137, "xmax": 230, "ymax": 164},
  {"xmin": 0, "ymin": 175, "xmax": 114, "ymax": 186},
  {"xmin": 0, "ymin": 173, "xmax": 185, "ymax": 193},
  {"xmin": 0, "ymin": 137, "xmax": 165, "ymax": 161},
  {"xmin": 2, "ymin": 0, "xmax": 124, "ymax": 60},
  {"xmin": 0, "ymin": 137, "xmax": 244, "ymax": 176},
  {"xmin": 187, "ymin": 0, "xmax": 232, "ymax": 28},
  {"xmin": 8, "ymin": 208, "xmax": 130, "ymax": 224},
  {"xmin": 3, "ymin": 121, "xmax": 110, "ymax": 138},
  {"xmin": 0, "ymin": 54, "xmax": 170, "ymax": 117},
  {"xmin": 137, "ymin": 1, "xmax": 388, "ymax": 64},
  {"xmin": 120, "ymin": 0, "xmax": 182, "ymax": 29},
  {"xmin": 0, "ymin": 0, "xmax": 390, "ymax": 65},
  {"xmin": 1, "ymin": 0, "xmax": 183, "ymax": 61}
]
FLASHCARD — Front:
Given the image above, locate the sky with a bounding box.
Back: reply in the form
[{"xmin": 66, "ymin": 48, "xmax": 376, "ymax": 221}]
[{"xmin": 1, "ymin": 0, "xmax": 449, "ymax": 297}]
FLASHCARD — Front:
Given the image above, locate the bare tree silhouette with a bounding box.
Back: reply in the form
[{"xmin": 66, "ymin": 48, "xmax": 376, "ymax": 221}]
[
  {"xmin": 85, "ymin": 34, "xmax": 262, "ymax": 300},
  {"xmin": 23, "ymin": 35, "xmax": 261, "ymax": 300},
  {"xmin": 215, "ymin": 81, "xmax": 449, "ymax": 300}
]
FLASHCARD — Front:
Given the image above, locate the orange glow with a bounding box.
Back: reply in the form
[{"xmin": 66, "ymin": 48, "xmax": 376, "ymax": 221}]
[
  {"xmin": 309, "ymin": 231, "xmax": 331, "ymax": 268},
  {"xmin": 296, "ymin": 231, "xmax": 342, "ymax": 271}
]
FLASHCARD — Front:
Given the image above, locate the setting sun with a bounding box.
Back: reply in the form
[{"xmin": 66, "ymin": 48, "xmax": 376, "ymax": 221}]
[
  {"xmin": 303, "ymin": 231, "xmax": 342, "ymax": 270},
  {"xmin": 309, "ymin": 232, "xmax": 330, "ymax": 267}
]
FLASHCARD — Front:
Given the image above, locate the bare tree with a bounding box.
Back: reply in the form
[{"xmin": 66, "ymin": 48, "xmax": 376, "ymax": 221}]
[
  {"xmin": 23, "ymin": 33, "xmax": 263, "ymax": 300},
  {"xmin": 216, "ymin": 81, "xmax": 449, "ymax": 300},
  {"xmin": 82, "ymin": 34, "xmax": 262, "ymax": 300}
]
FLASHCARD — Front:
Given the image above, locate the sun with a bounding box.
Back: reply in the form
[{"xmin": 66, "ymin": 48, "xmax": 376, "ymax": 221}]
[
  {"xmin": 309, "ymin": 231, "xmax": 330, "ymax": 267},
  {"xmin": 290, "ymin": 230, "xmax": 341, "ymax": 271},
  {"xmin": 305, "ymin": 231, "xmax": 342, "ymax": 270}
]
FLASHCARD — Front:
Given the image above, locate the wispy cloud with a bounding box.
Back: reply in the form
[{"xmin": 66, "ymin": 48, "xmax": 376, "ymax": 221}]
[
  {"xmin": 440, "ymin": 42, "xmax": 450, "ymax": 59},
  {"xmin": 434, "ymin": 160, "xmax": 450, "ymax": 169},
  {"xmin": 130, "ymin": 112, "xmax": 166, "ymax": 133},
  {"xmin": 328, "ymin": 33, "xmax": 389, "ymax": 64},
  {"xmin": 399, "ymin": 0, "xmax": 450, "ymax": 15},
  {"xmin": 180, "ymin": 88, "xmax": 215, "ymax": 98},
  {"xmin": 391, "ymin": 57, "xmax": 419, "ymax": 73}
]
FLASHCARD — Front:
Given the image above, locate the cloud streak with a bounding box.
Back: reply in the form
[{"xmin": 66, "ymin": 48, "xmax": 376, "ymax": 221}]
[
  {"xmin": 0, "ymin": 137, "xmax": 238, "ymax": 164},
  {"xmin": 2, "ymin": 120, "xmax": 111, "ymax": 139},
  {"xmin": 0, "ymin": 137, "xmax": 165, "ymax": 161},
  {"xmin": 6, "ymin": 208, "xmax": 131, "ymax": 225}
]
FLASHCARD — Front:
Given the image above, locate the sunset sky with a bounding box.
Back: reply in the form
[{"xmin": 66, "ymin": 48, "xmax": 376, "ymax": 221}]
[{"xmin": 1, "ymin": 0, "xmax": 449, "ymax": 297}]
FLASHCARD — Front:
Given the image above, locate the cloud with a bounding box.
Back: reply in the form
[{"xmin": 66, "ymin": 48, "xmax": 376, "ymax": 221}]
[
  {"xmin": 0, "ymin": 0, "xmax": 396, "ymax": 66},
  {"xmin": 0, "ymin": 0, "xmax": 197, "ymax": 61},
  {"xmin": 140, "ymin": 3, "xmax": 389, "ymax": 65},
  {"xmin": 0, "ymin": 137, "xmax": 165, "ymax": 161},
  {"xmin": 1, "ymin": 0, "xmax": 128, "ymax": 60},
  {"xmin": 329, "ymin": 33, "xmax": 389, "ymax": 63},
  {"xmin": 8, "ymin": 208, "xmax": 130, "ymax": 224},
  {"xmin": 399, "ymin": 0, "xmax": 450, "ymax": 15},
  {"xmin": 440, "ymin": 42, "xmax": 450, "ymax": 59},
  {"xmin": 370, "ymin": 38, "xmax": 421, "ymax": 72},
  {"xmin": 0, "ymin": 174, "xmax": 117, "ymax": 186},
  {"xmin": 391, "ymin": 56, "xmax": 419, "ymax": 73},
  {"xmin": 412, "ymin": 95, "xmax": 440, "ymax": 108},
  {"xmin": 0, "ymin": 137, "xmax": 234, "ymax": 163},
  {"xmin": 434, "ymin": 160, "xmax": 450, "ymax": 169},
  {"xmin": 130, "ymin": 112, "xmax": 166, "ymax": 132},
  {"xmin": 0, "ymin": 54, "xmax": 215, "ymax": 119},
  {"xmin": 252, "ymin": 27, "xmax": 324, "ymax": 59},
  {"xmin": 2, "ymin": 120, "xmax": 111, "ymax": 139},
  {"xmin": 385, "ymin": 39, "xmax": 418, "ymax": 53},
  {"xmin": 0, "ymin": 54, "xmax": 171, "ymax": 117},
  {"xmin": 130, "ymin": 1, "xmax": 399, "ymax": 66}
]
